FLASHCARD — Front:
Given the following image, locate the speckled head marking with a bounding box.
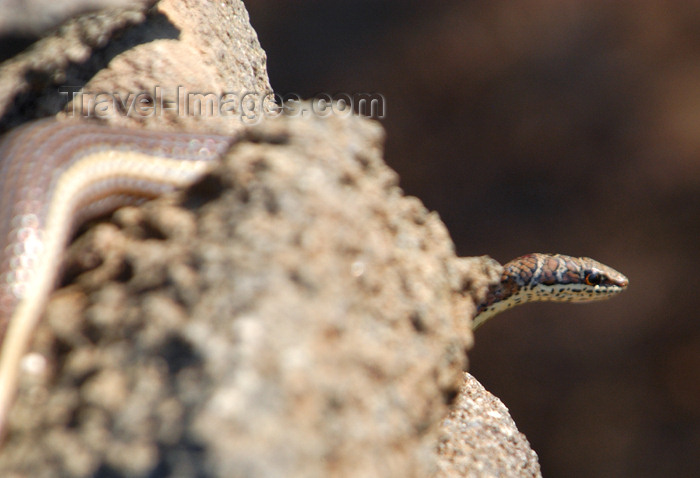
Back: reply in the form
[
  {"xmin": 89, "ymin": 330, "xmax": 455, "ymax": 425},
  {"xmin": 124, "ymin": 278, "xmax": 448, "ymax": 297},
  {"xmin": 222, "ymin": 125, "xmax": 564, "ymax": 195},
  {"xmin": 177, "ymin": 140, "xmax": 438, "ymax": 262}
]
[{"xmin": 473, "ymin": 253, "xmax": 629, "ymax": 329}]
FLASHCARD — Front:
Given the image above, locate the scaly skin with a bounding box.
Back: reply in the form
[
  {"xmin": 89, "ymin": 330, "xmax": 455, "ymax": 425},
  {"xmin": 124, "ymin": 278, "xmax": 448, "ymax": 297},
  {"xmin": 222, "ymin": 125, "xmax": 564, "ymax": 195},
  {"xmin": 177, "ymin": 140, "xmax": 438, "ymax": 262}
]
[
  {"xmin": 473, "ymin": 253, "xmax": 629, "ymax": 329},
  {"xmin": 0, "ymin": 119, "xmax": 239, "ymax": 438}
]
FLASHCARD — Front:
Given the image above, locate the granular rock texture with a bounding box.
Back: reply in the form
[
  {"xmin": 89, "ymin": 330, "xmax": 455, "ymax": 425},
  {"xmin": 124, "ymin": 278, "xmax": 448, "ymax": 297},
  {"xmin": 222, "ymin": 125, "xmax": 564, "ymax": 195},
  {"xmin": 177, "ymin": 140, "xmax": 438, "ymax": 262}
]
[
  {"xmin": 0, "ymin": 0, "xmax": 271, "ymax": 133},
  {"xmin": 0, "ymin": 113, "xmax": 477, "ymax": 477},
  {"xmin": 0, "ymin": 0, "xmax": 149, "ymax": 36},
  {"xmin": 435, "ymin": 373, "xmax": 542, "ymax": 478},
  {"xmin": 0, "ymin": 1, "xmax": 543, "ymax": 476}
]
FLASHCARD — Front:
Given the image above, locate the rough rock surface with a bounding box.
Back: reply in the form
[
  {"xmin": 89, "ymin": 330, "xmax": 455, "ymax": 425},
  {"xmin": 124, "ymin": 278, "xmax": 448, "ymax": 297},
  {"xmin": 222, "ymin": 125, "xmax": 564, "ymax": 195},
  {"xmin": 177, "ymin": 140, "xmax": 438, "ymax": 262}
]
[
  {"xmin": 0, "ymin": 1, "xmax": 541, "ymax": 476},
  {"xmin": 0, "ymin": 0, "xmax": 151, "ymax": 37},
  {"xmin": 1, "ymin": 111, "xmax": 470, "ymax": 477},
  {"xmin": 435, "ymin": 373, "xmax": 542, "ymax": 478},
  {"xmin": 0, "ymin": 0, "xmax": 271, "ymax": 133}
]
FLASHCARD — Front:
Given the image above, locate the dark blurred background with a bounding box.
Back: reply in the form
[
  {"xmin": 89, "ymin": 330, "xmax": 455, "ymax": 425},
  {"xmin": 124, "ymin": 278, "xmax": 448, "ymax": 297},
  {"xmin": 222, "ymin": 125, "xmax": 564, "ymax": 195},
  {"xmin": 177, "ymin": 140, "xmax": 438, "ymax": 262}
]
[{"xmin": 247, "ymin": 1, "xmax": 700, "ymax": 477}]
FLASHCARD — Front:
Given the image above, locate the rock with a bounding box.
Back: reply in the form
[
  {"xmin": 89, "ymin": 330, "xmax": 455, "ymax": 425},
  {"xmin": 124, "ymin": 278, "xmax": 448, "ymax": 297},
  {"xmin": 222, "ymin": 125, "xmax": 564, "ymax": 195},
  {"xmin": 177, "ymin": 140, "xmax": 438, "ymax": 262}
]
[
  {"xmin": 435, "ymin": 373, "xmax": 542, "ymax": 478},
  {"xmin": 0, "ymin": 1, "xmax": 541, "ymax": 476},
  {"xmin": 0, "ymin": 0, "xmax": 271, "ymax": 132},
  {"xmin": 0, "ymin": 110, "xmax": 472, "ymax": 477},
  {"xmin": 0, "ymin": 0, "xmax": 151, "ymax": 37}
]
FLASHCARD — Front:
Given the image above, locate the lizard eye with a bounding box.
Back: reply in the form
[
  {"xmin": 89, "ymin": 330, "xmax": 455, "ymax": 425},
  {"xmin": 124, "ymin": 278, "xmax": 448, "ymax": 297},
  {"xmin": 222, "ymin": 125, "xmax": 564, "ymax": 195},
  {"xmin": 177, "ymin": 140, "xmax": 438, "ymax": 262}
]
[{"xmin": 585, "ymin": 271, "xmax": 604, "ymax": 286}]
